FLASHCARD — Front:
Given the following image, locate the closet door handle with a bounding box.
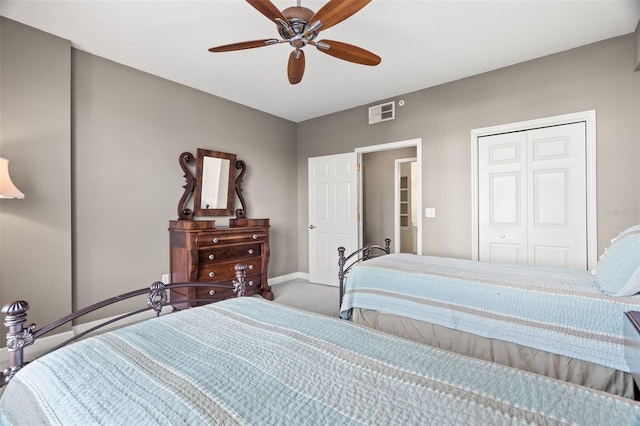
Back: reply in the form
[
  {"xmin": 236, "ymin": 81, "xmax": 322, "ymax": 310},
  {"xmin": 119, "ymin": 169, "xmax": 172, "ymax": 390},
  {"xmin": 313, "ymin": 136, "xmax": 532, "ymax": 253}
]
[{"xmin": 309, "ymin": 225, "xmax": 316, "ymax": 229}]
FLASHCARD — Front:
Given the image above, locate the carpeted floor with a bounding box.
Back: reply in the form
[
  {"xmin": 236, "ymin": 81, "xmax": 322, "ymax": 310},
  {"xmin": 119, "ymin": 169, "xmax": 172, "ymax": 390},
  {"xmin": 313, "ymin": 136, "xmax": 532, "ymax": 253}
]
[{"xmin": 271, "ymin": 279, "xmax": 340, "ymax": 317}]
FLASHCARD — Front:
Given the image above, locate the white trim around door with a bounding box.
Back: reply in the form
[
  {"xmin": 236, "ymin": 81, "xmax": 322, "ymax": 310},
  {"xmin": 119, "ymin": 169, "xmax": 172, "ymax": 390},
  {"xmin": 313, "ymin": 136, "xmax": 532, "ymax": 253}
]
[
  {"xmin": 395, "ymin": 157, "xmax": 417, "ymax": 254},
  {"xmin": 470, "ymin": 110, "xmax": 597, "ymax": 269},
  {"xmin": 356, "ymin": 138, "xmax": 423, "ymax": 255}
]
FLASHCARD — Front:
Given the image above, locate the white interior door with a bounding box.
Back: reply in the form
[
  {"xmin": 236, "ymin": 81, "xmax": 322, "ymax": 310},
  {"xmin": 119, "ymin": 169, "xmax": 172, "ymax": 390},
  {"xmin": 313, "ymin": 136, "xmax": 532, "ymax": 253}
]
[
  {"xmin": 479, "ymin": 122, "xmax": 588, "ymax": 269},
  {"xmin": 478, "ymin": 131, "xmax": 528, "ymax": 264},
  {"xmin": 527, "ymin": 124, "xmax": 587, "ymax": 268},
  {"xmin": 308, "ymin": 153, "xmax": 358, "ymax": 285}
]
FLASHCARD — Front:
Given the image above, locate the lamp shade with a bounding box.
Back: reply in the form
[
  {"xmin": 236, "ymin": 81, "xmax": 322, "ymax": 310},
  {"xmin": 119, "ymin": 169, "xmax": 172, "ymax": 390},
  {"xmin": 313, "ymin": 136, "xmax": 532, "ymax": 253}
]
[{"xmin": 0, "ymin": 158, "xmax": 24, "ymax": 199}]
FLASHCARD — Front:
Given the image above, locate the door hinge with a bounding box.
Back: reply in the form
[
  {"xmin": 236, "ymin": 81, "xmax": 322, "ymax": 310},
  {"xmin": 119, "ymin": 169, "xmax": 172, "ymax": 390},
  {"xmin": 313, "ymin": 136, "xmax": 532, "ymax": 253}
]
[
  {"xmin": 357, "ymin": 213, "xmax": 361, "ymax": 221},
  {"xmin": 356, "ymin": 163, "xmax": 361, "ymax": 172}
]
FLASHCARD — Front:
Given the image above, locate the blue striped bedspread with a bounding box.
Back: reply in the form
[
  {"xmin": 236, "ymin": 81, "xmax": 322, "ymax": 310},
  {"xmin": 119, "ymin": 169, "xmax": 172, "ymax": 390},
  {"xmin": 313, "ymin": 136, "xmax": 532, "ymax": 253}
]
[
  {"xmin": 2, "ymin": 297, "xmax": 640, "ymax": 425},
  {"xmin": 340, "ymin": 253, "xmax": 640, "ymax": 373}
]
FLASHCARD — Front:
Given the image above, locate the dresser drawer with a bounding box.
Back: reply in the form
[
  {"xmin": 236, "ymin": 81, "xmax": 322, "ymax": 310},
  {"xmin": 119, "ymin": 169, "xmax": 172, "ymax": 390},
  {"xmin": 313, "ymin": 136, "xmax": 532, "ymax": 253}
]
[
  {"xmin": 197, "ymin": 259, "xmax": 262, "ymax": 282},
  {"xmin": 198, "ymin": 243, "xmax": 261, "ymax": 264},
  {"xmin": 194, "ymin": 284, "xmax": 237, "ymax": 302},
  {"xmin": 196, "ymin": 231, "xmax": 267, "ymax": 247}
]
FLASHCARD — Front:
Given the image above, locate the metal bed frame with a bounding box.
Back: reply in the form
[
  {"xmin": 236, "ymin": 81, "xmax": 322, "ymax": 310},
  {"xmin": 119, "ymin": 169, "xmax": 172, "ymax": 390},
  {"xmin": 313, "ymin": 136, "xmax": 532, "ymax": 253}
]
[
  {"xmin": 337, "ymin": 238, "xmax": 391, "ymax": 307},
  {"xmin": 1, "ymin": 264, "xmax": 249, "ymax": 387}
]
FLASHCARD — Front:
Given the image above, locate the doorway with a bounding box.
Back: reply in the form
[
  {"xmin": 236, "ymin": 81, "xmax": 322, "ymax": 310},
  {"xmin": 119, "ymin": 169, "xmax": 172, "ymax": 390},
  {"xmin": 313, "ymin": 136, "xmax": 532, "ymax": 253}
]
[
  {"xmin": 308, "ymin": 138, "xmax": 423, "ymax": 285},
  {"xmin": 357, "ymin": 139, "xmax": 423, "ymax": 255},
  {"xmin": 360, "ymin": 148, "xmax": 416, "ymax": 252}
]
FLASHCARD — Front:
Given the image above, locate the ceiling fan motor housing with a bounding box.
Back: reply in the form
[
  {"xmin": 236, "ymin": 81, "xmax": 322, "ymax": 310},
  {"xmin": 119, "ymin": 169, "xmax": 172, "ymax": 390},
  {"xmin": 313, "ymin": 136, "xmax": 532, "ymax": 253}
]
[{"xmin": 279, "ymin": 7, "xmax": 320, "ymax": 49}]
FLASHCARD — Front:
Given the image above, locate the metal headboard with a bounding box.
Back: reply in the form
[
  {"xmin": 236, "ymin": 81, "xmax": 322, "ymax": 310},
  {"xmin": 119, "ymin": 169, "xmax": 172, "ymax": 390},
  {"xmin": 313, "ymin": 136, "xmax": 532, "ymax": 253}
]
[{"xmin": 337, "ymin": 238, "xmax": 391, "ymax": 308}]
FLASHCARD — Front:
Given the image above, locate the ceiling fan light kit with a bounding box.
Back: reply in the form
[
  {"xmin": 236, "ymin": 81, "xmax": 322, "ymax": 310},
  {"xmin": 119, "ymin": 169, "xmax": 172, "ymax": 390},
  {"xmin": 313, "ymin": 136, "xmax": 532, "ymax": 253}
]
[{"xmin": 209, "ymin": 0, "xmax": 381, "ymax": 85}]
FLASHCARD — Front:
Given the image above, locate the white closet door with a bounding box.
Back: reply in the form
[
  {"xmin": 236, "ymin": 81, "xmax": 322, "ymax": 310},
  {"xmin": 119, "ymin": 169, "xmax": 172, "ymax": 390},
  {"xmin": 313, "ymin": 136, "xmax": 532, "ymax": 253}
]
[
  {"xmin": 479, "ymin": 122, "xmax": 587, "ymax": 269},
  {"xmin": 526, "ymin": 123, "xmax": 587, "ymax": 268},
  {"xmin": 478, "ymin": 131, "xmax": 528, "ymax": 264}
]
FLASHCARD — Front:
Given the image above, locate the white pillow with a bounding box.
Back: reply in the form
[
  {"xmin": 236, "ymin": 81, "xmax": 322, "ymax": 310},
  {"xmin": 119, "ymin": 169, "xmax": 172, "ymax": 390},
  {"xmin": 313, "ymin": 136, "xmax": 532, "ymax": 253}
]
[
  {"xmin": 610, "ymin": 224, "xmax": 640, "ymax": 245},
  {"xmin": 596, "ymin": 233, "xmax": 640, "ymax": 296}
]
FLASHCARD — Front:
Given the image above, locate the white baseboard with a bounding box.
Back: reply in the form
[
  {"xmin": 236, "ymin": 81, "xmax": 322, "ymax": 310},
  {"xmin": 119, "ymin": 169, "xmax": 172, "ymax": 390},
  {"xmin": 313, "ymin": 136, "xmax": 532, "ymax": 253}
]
[
  {"xmin": 269, "ymin": 271, "xmax": 308, "ymax": 285},
  {"xmin": 1, "ymin": 273, "xmax": 307, "ymax": 362}
]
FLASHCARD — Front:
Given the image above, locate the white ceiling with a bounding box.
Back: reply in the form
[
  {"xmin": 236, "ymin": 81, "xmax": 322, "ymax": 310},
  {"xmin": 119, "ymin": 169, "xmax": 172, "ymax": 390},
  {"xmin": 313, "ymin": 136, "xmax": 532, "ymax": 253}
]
[{"xmin": 2, "ymin": 1, "xmax": 639, "ymax": 122}]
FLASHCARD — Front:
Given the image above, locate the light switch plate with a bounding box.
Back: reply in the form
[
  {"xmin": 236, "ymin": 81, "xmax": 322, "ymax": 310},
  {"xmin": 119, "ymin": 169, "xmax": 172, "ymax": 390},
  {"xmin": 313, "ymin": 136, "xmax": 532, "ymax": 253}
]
[{"xmin": 425, "ymin": 208, "xmax": 436, "ymax": 218}]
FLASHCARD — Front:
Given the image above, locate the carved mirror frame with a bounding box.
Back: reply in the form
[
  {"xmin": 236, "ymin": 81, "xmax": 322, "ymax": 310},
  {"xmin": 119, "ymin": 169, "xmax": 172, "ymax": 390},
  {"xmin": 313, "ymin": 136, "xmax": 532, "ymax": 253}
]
[{"xmin": 176, "ymin": 149, "xmax": 247, "ymax": 220}]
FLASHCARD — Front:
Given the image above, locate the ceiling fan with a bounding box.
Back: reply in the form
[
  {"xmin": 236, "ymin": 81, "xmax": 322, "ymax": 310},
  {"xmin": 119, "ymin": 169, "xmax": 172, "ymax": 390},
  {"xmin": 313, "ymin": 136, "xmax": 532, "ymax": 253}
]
[{"xmin": 209, "ymin": 0, "xmax": 381, "ymax": 84}]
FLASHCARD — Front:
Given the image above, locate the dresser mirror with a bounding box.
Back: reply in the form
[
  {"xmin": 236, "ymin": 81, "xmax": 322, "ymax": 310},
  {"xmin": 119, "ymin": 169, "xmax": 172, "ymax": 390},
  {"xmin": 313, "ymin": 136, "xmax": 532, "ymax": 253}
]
[
  {"xmin": 194, "ymin": 148, "xmax": 236, "ymax": 216},
  {"xmin": 176, "ymin": 148, "xmax": 247, "ymax": 220}
]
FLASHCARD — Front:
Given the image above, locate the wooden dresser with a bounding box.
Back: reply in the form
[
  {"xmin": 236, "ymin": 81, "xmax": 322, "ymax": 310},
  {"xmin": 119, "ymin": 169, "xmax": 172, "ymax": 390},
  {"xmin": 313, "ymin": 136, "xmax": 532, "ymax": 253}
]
[{"xmin": 169, "ymin": 218, "xmax": 273, "ymax": 308}]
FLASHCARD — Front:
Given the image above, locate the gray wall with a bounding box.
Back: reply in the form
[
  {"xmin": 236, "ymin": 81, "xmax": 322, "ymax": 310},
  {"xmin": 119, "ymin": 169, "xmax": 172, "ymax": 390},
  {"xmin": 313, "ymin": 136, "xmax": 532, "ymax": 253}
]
[
  {"xmin": 0, "ymin": 18, "xmax": 72, "ymax": 344},
  {"xmin": 297, "ymin": 34, "xmax": 640, "ymax": 271},
  {"xmin": 0, "ymin": 19, "xmax": 298, "ymax": 327},
  {"xmin": 72, "ymin": 51, "xmax": 297, "ymax": 315}
]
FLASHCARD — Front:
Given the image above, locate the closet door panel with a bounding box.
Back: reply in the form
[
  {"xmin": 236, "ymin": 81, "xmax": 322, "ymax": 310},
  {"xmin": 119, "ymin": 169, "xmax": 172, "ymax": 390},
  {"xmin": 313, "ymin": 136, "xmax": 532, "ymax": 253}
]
[
  {"xmin": 479, "ymin": 132, "xmax": 527, "ymax": 264},
  {"xmin": 527, "ymin": 123, "xmax": 587, "ymax": 269},
  {"xmin": 479, "ymin": 122, "xmax": 587, "ymax": 269}
]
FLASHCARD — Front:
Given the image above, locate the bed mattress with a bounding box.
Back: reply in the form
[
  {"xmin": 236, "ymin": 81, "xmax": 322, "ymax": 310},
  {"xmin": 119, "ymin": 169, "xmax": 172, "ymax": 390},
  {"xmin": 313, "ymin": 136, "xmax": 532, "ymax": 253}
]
[
  {"xmin": 2, "ymin": 297, "xmax": 640, "ymax": 425},
  {"xmin": 340, "ymin": 253, "xmax": 640, "ymax": 373}
]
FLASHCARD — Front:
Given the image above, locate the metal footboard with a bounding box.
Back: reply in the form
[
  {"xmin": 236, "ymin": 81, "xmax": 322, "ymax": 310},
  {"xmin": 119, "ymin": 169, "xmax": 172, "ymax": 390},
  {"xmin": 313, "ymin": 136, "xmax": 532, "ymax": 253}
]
[
  {"xmin": 337, "ymin": 238, "xmax": 391, "ymax": 308},
  {"xmin": 1, "ymin": 264, "xmax": 249, "ymax": 387}
]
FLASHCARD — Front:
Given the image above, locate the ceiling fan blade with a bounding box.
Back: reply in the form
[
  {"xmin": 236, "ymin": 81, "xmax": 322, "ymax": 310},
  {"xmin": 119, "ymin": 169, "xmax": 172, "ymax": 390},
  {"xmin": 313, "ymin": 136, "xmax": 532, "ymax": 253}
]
[
  {"xmin": 309, "ymin": 0, "xmax": 372, "ymax": 32},
  {"xmin": 246, "ymin": 0, "xmax": 288, "ymax": 24},
  {"xmin": 315, "ymin": 40, "xmax": 381, "ymax": 66},
  {"xmin": 288, "ymin": 50, "xmax": 306, "ymax": 85},
  {"xmin": 209, "ymin": 39, "xmax": 280, "ymax": 52}
]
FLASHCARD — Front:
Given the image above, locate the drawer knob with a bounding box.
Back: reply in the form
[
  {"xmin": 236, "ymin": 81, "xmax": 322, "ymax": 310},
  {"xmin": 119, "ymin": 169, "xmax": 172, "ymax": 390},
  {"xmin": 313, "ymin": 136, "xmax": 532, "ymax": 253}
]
[
  {"xmin": 209, "ymin": 272, "xmax": 215, "ymax": 278},
  {"xmin": 209, "ymin": 290, "xmax": 216, "ymax": 296},
  {"xmin": 248, "ymin": 280, "xmax": 255, "ymax": 287},
  {"xmin": 208, "ymin": 254, "xmax": 215, "ymax": 260},
  {"xmin": 213, "ymin": 238, "xmax": 219, "ymax": 243},
  {"xmin": 248, "ymin": 249, "xmax": 254, "ymax": 255},
  {"xmin": 248, "ymin": 264, "xmax": 254, "ymax": 270},
  {"xmin": 252, "ymin": 234, "xmax": 258, "ymax": 240}
]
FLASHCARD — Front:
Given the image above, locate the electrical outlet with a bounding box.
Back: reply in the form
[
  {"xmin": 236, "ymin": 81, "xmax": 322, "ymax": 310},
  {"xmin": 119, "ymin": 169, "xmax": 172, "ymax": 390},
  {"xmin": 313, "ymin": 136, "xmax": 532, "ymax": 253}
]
[
  {"xmin": 161, "ymin": 273, "xmax": 171, "ymax": 284},
  {"xmin": 425, "ymin": 208, "xmax": 436, "ymax": 218}
]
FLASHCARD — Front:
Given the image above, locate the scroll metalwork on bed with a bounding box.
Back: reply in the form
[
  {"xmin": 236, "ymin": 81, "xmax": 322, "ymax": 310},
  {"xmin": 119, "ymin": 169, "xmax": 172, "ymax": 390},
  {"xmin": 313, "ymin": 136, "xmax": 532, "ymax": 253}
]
[
  {"xmin": 1, "ymin": 263, "xmax": 249, "ymax": 387},
  {"xmin": 337, "ymin": 238, "xmax": 391, "ymax": 307}
]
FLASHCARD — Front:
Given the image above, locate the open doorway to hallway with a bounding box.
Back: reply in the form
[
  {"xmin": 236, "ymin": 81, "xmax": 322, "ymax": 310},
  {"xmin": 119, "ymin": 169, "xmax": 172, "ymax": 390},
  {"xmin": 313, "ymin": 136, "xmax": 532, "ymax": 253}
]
[{"xmin": 361, "ymin": 146, "xmax": 417, "ymax": 253}]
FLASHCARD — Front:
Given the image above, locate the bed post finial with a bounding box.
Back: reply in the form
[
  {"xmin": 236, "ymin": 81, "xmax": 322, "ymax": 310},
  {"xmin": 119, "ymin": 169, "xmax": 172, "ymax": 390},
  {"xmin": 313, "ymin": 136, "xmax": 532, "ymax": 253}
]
[
  {"xmin": 148, "ymin": 282, "xmax": 168, "ymax": 317},
  {"xmin": 385, "ymin": 238, "xmax": 391, "ymax": 254},
  {"xmin": 2, "ymin": 300, "xmax": 36, "ymax": 386},
  {"xmin": 233, "ymin": 264, "xmax": 247, "ymax": 297}
]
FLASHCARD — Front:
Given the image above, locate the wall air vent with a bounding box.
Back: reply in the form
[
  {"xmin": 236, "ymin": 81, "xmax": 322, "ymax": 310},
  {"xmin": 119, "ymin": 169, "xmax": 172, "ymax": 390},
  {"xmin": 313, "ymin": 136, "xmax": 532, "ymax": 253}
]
[{"xmin": 368, "ymin": 101, "xmax": 395, "ymax": 124}]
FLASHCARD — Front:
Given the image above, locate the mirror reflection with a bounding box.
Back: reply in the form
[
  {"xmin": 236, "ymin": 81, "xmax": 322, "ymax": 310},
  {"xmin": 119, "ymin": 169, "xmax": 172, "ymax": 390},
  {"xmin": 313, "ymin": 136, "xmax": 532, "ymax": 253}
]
[
  {"xmin": 200, "ymin": 156, "xmax": 231, "ymax": 209},
  {"xmin": 194, "ymin": 149, "xmax": 236, "ymax": 217}
]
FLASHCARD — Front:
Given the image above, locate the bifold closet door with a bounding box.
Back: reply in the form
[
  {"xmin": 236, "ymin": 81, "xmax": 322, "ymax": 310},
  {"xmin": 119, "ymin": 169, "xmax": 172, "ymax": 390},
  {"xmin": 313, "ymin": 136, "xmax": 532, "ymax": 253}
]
[{"xmin": 478, "ymin": 122, "xmax": 587, "ymax": 269}]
